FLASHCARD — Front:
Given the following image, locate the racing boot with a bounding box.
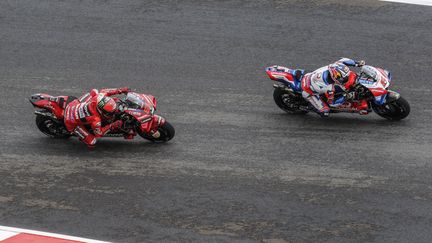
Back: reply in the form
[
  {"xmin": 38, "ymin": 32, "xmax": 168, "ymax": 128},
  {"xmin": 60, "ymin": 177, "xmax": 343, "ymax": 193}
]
[
  {"xmin": 356, "ymin": 100, "xmax": 369, "ymax": 115},
  {"xmin": 124, "ymin": 130, "xmax": 136, "ymax": 140},
  {"xmin": 304, "ymin": 93, "xmax": 330, "ymax": 118}
]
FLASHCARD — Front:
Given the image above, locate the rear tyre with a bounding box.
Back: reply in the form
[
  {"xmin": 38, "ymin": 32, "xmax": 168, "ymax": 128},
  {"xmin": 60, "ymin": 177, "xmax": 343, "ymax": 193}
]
[
  {"xmin": 138, "ymin": 121, "xmax": 175, "ymax": 143},
  {"xmin": 35, "ymin": 115, "xmax": 71, "ymax": 138},
  {"xmin": 273, "ymin": 88, "xmax": 308, "ymax": 114},
  {"xmin": 371, "ymin": 96, "xmax": 410, "ymax": 120}
]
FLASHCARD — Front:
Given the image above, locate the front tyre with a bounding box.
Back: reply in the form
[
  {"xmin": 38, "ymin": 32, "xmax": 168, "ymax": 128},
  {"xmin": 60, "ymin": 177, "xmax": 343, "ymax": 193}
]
[
  {"xmin": 372, "ymin": 96, "xmax": 410, "ymax": 120},
  {"xmin": 138, "ymin": 121, "xmax": 175, "ymax": 143},
  {"xmin": 273, "ymin": 87, "xmax": 308, "ymax": 114},
  {"xmin": 35, "ymin": 115, "xmax": 71, "ymax": 138}
]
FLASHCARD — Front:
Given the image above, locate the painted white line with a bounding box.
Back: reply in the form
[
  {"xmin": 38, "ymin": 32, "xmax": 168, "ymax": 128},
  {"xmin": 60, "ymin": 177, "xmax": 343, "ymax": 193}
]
[
  {"xmin": 381, "ymin": 0, "xmax": 432, "ymax": 6},
  {"xmin": 0, "ymin": 226, "xmax": 110, "ymax": 243},
  {"xmin": 0, "ymin": 230, "xmax": 18, "ymax": 241}
]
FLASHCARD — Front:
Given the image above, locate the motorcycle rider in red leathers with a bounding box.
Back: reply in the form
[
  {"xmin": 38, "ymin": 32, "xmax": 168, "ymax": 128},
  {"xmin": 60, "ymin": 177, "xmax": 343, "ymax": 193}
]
[
  {"xmin": 64, "ymin": 87, "xmax": 130, "ymax": 148},
  {"xmin": 301, "ymin": 58, "xmax": 366, "ymax": 117}
]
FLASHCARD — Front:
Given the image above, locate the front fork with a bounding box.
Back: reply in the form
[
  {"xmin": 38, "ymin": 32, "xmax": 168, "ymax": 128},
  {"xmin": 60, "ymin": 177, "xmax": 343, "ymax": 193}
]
[
  {"xmin": 384, "ymin": 90, "xmax": 401, "ymax": 103},
  {"xmin": 140, "ymin": 115, "xmax": 166, "ymax": 138}
]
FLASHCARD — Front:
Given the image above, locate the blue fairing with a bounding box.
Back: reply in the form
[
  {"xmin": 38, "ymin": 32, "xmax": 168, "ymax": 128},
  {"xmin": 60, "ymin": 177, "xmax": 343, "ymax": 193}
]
[
  {"xmin": 277, "ymin": 78, "xmax": 299, "ymax": 92},
  {"xmin": 375, "ymin": 93, "xmax": 388, "ymax": 105},
  {"xmin": 291, "ymin": 81, "xmax": 302, "ymax": 92},
  {"xmin": 288, "ymin": 69, "xmax": 304, "ymax": 93},
  {"xmin": 333, "ymin": 96, "xmax": 345, "ymax": 105}
]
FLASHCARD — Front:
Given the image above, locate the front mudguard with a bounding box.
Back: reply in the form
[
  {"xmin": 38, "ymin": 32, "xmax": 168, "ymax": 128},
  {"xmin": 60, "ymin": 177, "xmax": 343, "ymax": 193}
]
[
  {"xmin": 384, "ymin": 90, "xmax": 401, "ymax": 104},
  {"xmin": 372, "ymin": 90, "xmax": 401, "ymax": 105},
  {"xmin": 139, "ymin": 114, "xmax": 166, "ymax": 134}
]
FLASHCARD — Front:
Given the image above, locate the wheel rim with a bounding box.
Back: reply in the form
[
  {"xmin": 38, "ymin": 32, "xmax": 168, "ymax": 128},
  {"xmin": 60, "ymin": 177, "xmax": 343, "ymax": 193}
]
[
  {"xmin": 156, "ymin": 127, "xmax": 169, "ymax": 141},
  {"xmin": 281, "ymin": 94, "xmax": 299, "ymax": 110},
  {"xmin": 374, "ymin": 102, "xmax": 406, "ymax": 118},
  {"xmin": 42, "ymin": 120, "xmax": 67, "ymax": 136}
]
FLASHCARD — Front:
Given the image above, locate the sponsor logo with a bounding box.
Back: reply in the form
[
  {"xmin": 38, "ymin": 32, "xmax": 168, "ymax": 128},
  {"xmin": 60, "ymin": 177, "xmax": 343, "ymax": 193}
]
[
  {"xmin": 79, "ymin": 93, "xmax": 90, "ymax": 102},
  {"xmin": 139, "ymin": 116, "xmax": 152, "ymax": 123},
  {"xmin": 78, "ymin": 103, "xmax": 91, "ymax": 118},
  {"xmin": 359, "ymin": 79, "xmax": 375, "ymax": 85},
  {"xmin": 83, "ymin": 104, "xmax": 91, "ymax": 116},
  {"xmin": 78, "ymin": 104, "xmax": 86, "ymax": 118}
]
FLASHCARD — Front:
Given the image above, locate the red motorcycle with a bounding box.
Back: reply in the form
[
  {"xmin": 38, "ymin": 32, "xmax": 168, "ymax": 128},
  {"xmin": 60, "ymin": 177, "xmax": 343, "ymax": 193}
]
[{"xmin": 29, "ymin": 91, "xmax": 175, "ymax": 142}]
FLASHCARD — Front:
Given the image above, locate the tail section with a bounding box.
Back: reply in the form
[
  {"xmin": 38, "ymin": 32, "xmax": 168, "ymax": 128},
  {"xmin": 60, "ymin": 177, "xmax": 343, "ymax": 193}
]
[
  {"xmin": 29, "ymin": 94, "xmax": 75, "ymax": 119},
  {"xmin": 265, "ymin": 65, "xmax": 304, "ymax": 92}
]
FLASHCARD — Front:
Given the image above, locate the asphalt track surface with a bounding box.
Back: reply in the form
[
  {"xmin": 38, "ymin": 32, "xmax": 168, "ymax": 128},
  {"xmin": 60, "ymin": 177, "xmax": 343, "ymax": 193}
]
[{"xmin": 0, "ymin": 0, "xmax": 431, "ymax": 242}]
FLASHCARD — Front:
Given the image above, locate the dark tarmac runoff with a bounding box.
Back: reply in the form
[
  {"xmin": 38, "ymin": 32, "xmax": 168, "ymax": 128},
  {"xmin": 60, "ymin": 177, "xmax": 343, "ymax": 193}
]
[{"xmin": 1, "ymin": 0, "xmax": 432, "ymax": 242}]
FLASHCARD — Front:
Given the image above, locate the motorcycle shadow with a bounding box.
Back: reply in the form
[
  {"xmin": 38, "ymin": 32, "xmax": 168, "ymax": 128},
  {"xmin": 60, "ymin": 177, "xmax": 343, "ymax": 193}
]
[
  {"xmin": 273, "ymin": 112, "xmax": 410, "ymax": 128},
  {"xmin": 34, "ymin": 136, "xmax": 173, "ymax": 155}
]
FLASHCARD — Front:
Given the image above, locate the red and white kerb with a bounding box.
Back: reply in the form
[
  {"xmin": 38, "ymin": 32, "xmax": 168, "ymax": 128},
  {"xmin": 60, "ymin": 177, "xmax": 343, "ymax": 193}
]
[{"xmin": 0, "ymin": 226, "xmax": 108, "ymax": 243}]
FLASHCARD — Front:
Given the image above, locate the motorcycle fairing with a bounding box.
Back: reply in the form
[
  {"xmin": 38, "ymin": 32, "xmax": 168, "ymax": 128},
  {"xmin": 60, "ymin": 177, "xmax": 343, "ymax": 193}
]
[
  {"xmin": 141, "ymin": 115, "xmax": 166, "ymax": 133},
  {"xmin": 124, "ymin": 108, "xmax": 165, "ymax": 133},
  {"xmin": 358, "ymin": 66, "xmax": 391, "ymax": 105},
  {"xmin": 266, "ymin": 65, "xmax": 303, "ymax": 92},
  {"xmin": 29, "ymin": 93, "xmax": 67, "ymax": 119},
  {"xmin": 124, "ymin": 109, "xmax": 151, "ymax": 122},
  {"xmin": 126, "ymin": 92, "xmax": 157, "ymax": 114}
]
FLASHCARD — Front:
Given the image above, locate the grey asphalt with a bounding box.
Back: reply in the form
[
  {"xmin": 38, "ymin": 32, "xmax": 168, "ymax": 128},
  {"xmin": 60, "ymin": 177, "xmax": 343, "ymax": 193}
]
[{"xmin": 1, "ymin": 0, "xmax": 432, "ymax": 242}]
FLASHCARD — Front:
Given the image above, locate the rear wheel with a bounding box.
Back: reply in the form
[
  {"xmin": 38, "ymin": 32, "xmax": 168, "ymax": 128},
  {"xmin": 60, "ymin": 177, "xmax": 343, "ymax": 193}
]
[
  {"xmin": 35, "ymin": 115, "xmax": 71, "ymax": 138},
  {"xmin": 371, "ymin": 96, "xmax": 410, "ymax": 120},
  {"xmin": 138, "ymin": 121, "xmax": 175, "ymax": 143},
  {"xmin": 273, "ymin": 87, "xmax": 308, "ymax": 114}
]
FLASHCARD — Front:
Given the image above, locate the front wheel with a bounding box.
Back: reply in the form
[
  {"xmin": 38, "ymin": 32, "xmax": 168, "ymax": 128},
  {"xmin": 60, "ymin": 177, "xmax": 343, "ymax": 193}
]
[
  {"xmin": 371, "ymin": 96, "xmax": 410, "ymax": 120},
  {"xmin": 138, "ymin": 121, "xmax": 175, "ymax": 143},
  {"xmin": 273, "ymin": 87, "xmax": 308, "ymax": 114},
  {"xmin": 35, "ymin": 114, "xmax": 71, "ymax": 138}
]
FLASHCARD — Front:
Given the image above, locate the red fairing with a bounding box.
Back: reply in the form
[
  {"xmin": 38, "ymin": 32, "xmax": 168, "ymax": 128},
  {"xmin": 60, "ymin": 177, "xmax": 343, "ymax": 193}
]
[
  {"xmin": 376, "ymin": 68, "xmax": 389, "ymax": 81},
  {"xmin": 149, "ymin": 115, "xmax": 165, "ymax": 133},
  {"xmin": 124, "ymin": 109, "xmax": 164, "ymax": 133},
  {"xmin": 147, "ymin": 95, "xmax": 157, "ymax": 109},
  {"xmin": 266, "ymin": 70, "xmax": 294, "ymax": 82},
  {"xmin": 29, "ymin": 93, "xmax": 68, "ymax": 119},
  {"xmin": 124, "ymin": 109, "xmax": 152, "ymax": 123},
  {"xmin": 140, "ymin": 94, "xmax": 157, "ymax": 111},
  {"xmin": 370, "ymin": 88, "xmax": 388, "ymax": 97}
]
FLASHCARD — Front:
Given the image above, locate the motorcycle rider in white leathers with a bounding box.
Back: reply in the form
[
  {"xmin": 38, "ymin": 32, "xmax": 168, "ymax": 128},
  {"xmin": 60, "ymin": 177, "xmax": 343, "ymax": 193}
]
[{"xmin": 301, "ymin": 58, "xmax": 366, "ymax": 117}]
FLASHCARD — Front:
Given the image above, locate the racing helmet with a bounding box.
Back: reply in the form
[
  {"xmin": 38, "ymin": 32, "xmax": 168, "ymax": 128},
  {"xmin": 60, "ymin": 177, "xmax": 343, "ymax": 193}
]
[
  {"xmin": 329, "ymin": 63, "xmax": 350, "ymax": 84},
  {"xmin": 96, "ymin": 94, "xmax": 118, "ymax": 116}
]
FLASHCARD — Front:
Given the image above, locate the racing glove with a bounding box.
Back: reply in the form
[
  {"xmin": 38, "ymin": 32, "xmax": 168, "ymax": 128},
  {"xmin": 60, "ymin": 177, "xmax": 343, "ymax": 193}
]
[
  {"xmin": 355, "ymin": 60, "xmax": 366, "ymax": 67},
  {"xmin": 325, "ymin": 91, "xmax": 335, "ymax": 104},
  {"xmin": 118, "ymin": 87, "xmax": 131, "ymax": 94},
  {"xmin": 109, "ymin": 120, "xmax": 123, "ymax": 130}
]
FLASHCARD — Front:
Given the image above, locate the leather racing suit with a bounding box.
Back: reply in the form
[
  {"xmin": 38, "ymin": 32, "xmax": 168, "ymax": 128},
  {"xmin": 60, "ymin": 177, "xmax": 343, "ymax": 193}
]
[
  {"xmin": 301, "ymin": 58, "xmax": 364, "ymax": 117},
  {"xmin": 64, "ymin": 87, "xmax": 129, "ymax": 147}
]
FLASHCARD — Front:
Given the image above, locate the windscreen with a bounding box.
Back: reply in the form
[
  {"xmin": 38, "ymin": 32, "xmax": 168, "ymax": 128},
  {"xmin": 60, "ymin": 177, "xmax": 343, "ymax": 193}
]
[
  {"xmin": 360, "ymin": 65, "xmax": 378, "ymax": 81},
  {"xmin": 126, "ymin": 92, "xmax": 145, "ymax": 109}
]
